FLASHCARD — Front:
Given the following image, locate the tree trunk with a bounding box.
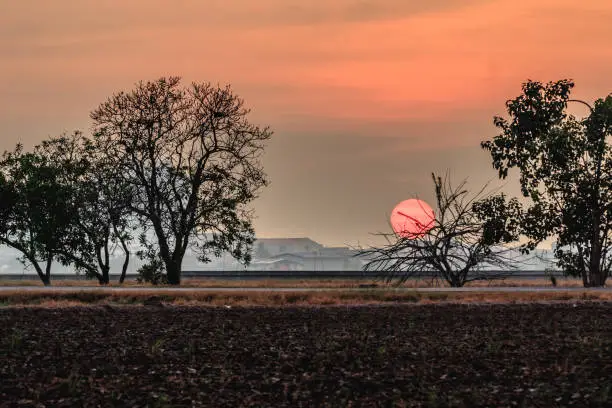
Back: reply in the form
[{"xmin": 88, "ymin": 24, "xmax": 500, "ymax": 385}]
[
  {"xmin": 98, "ymin": 266, "xmax": 110, "ymax": 285},
  {"xmin": 589, "ymin": 246, "xmax": 605, "ymax": 287},
  {"xmin": 101, "ymin": 242, "xmax": 110, "ymax": 285},
  {"xmin": 586, "ymin": 179, "xmax": 605, "ymax": 287},
  {"xmin": 451, "ymin": 274, "xmax": 465, "ymax": 288},
  {"xmin": 119, "ymin": 250, "xmax": 130, "ymax": 284},
  {"xmin": 165, "ymin": 259, "xmax": 181, "ymax": 285},
  {"xmin": 44, "ymin": 254, "xmax": 52, "ymax": 286},
  {"xmin": 447, "ymin": 269, "xmax": 464, "ymax": 288},
  {"xmin": 117, "ymin": 231, "xmax": 130, "ymax": 284},
  {"xmin": 151, "ymin": 219, "xmax": 175, "ymax": 283},
  {"xmin": 32, "ymin": 260, "xmax": 50, "ymax": 286},
  {"xmin": 94, "ymin": 246, "xmax": 109, "ymax": 285},
  {"xmin": 581, "ymin": 269, "xmax": 589, "ymax": 287},
  {"xmin": 164, "ymin": 248, "xmax": 185, "ymax": 285}
]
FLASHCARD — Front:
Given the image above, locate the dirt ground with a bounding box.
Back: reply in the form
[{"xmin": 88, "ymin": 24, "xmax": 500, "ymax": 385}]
[{"xmin": 2, "ymin": 303, "xmax": 612, "ymax": 407}]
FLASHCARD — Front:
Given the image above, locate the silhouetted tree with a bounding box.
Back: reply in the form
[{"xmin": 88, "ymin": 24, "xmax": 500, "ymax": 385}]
[
  {"xmin": 91, "ymin": 77, "xmax": 271, "ymax": 284},
  {"xmin": 0, "ymin": 134, "xmax": 136, "ymax": 285},
  {"xmin": 482, "ymin": 79, "xmax": 612, "ymax": 287},
  {"xmin": 358, "ymin": 173, "xmax": 522, "ymax": 287},
  {"xmin": 37, "ymin": 132, "xmax": 135, "ymax": 284},
  {"xmin": 0, "ymin": 145, "xmax": 77, "ymax": 285}
]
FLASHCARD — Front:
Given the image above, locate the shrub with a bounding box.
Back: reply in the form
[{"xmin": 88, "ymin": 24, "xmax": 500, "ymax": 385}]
[{"xmin": 137, "ymin": 258, "xmax": 168, "ymax": 285}]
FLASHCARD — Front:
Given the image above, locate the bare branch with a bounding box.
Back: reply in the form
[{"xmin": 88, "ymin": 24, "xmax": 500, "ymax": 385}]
[{"xmin": 356, "ymin": 172, "xmax": 522, "ymax": 287}]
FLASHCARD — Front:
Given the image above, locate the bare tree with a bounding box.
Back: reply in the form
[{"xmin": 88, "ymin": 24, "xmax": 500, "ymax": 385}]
[
  {"xmin": 358, "ymin": 173, "xmax": 523, "ymax": 287},
  {"xmin": 91, "ymin": 77, "xmax": 271, "ymax": 285}
]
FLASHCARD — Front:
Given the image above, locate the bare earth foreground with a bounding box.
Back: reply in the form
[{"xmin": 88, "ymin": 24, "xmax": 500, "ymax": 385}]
[{"xmin": 2, "ymin": 303, "xmax": 612, "ymax": 407}]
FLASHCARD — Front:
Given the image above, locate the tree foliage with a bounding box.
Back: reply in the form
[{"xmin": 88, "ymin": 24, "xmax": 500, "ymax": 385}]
[
  {"xmin": 358, "ymin": 173, "xmax": 522, "ymax": 287},
  {"xmin": 91, "ymin": 77, "xmax": 272, "ymax": 284},
  {"xmin": 136, "ymin": 256, "xmax": 168, "ymax": 285},
  {"xmin": 0, "ymin": 145, "xmax": 77, "ymax": 285},
  {"xmin": 0, "ymin": 133, "xmax": 136, "ymax": 285},
  {"xmin": 481, "ymin": 79, "xmax": 612, "ymax": 286},
  {"xmin": 36, "ymin": 132, "xmax": 135, "ymax": 284}
]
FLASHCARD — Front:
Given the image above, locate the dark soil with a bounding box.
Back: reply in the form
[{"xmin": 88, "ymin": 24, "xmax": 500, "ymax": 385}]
[{"xmin": 1, "ymin": 303, "xmax": 612, "ymax": 407}]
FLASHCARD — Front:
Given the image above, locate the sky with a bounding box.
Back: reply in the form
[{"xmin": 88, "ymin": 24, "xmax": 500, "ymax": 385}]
[{"xmin": 1, "ymin": 0, "xmax": 611, "ymax": 248}]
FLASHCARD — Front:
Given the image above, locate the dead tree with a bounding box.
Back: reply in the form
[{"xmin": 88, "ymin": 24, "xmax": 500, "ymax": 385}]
[{"xmin": 358, "ymin": 172, "xmax": 524, "ymax": 287}]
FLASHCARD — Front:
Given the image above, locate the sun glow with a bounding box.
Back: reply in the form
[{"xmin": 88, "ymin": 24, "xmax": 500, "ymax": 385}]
[{"xmin": 390, "ymin": 199, "xmax": 435, "ymax": 239}]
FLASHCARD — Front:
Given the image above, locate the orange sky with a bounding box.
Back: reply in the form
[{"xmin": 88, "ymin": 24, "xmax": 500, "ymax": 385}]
[{"xmin": 1, "ymin": 0, "xmax": 611, "ymax": 247}]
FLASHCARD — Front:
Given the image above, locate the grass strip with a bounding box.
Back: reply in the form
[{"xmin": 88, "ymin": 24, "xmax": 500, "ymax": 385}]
[{"xmin": 0, "ymin": 288, "xmax": 609, "ymax": 307}]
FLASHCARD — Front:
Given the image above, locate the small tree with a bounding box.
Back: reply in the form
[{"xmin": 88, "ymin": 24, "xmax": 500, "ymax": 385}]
[
  {"xmin": 358, "ymin": 173, "xmax": 522, "ymax": 287},
  {"xmin": 91, "ymin": 77, "xmax": 271, "ymax": 285},
  {"xmin": 481, "ymin": 79, "xmax": 612, "ymax": 286}
]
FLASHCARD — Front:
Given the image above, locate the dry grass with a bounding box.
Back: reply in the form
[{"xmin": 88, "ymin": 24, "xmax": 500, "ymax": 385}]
[
  {"xmin": 0, "ymin": 276, "xmax": 585, "ymax": 288},
  {"xmin": 1, "ymin": 287, "xmax": 611, "ymax": 308},
  {"xmin": 465, "ymin": 278, "xmax": 584, "ymax": 288}
]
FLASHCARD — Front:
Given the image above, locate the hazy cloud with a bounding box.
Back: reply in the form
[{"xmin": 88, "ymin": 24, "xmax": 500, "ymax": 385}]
[{"xmin": 1, "ymin": 0, "xmax": 611, "ymax": 246}]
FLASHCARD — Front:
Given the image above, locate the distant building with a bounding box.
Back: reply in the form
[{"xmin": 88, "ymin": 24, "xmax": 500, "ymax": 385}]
[
  {"xmin": 194, "ymin": 237, "xmax": 368, "ymax": 272},
  {"xmin": 259, "ymin": 252, "xmax": 364, "ymax": 271},
  {"xmin": 248, "ymin": 258, "xmax": 304, "ymax": 271},
  {"xmin": 248, "ymin": 239, "xmax": 365, "ymax": 271},
  {"xmin": 254, "ymin": 238, "xmax": 324, "ymax": 257}
]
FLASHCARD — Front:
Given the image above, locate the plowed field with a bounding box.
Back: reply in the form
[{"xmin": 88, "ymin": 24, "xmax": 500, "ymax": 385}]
[{"xmin": 2, "ymin": 303, "xmax": 612, "ymax": 407}]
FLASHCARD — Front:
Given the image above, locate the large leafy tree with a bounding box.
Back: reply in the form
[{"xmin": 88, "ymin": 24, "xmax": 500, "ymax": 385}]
[
  {"xmin": 481, "ymin": 79, "xmax": 612, "ymax": 287},
  {"xmin": 91, "ymin": 77, "xmax": 271, "ymax": 284},
  {"xmin": 0, "ymin": 145, "xmax": 78, "ymax": 285},
  {"xmin": 358, "ymin": 173, "xmax": 522, "ymax": 287}
]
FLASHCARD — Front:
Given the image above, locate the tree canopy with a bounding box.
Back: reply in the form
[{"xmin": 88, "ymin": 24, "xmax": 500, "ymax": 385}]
[{"xmin": 91, "ymin": 77, "xmax": 272, "ymax": 284}]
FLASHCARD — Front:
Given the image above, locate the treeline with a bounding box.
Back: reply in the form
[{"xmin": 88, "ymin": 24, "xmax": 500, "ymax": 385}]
[
  {"xmin": 0, "ymin": 77, "xmax": 271, "ymax": 285},
  {"xmin": 1, "ymin": 77, "xmax": 610, "ymax": 288}
]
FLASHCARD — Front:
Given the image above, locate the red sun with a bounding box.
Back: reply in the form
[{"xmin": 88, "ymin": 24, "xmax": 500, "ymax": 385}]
[{"xmin": 390, "ymin": 199, "xmax": 435, "ymax": 239}]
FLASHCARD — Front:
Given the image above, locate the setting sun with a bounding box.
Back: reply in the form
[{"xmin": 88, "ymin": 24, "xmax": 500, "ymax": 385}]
[{"xmin": 390, "ymin": 198, "xmax": 435, "ymax": 239}]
